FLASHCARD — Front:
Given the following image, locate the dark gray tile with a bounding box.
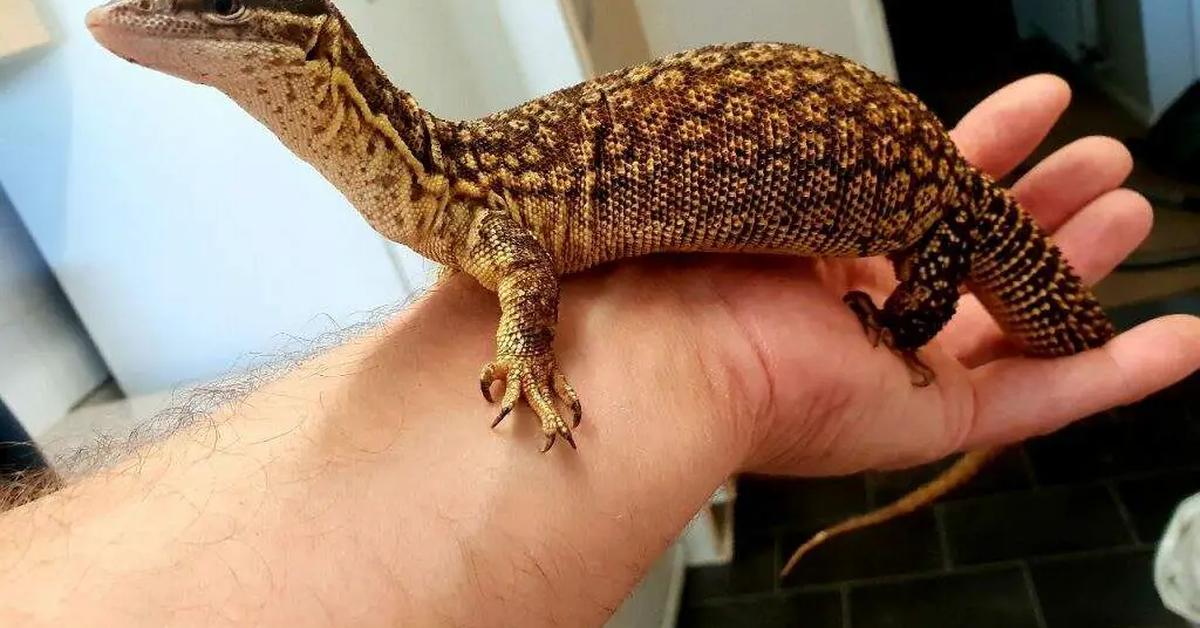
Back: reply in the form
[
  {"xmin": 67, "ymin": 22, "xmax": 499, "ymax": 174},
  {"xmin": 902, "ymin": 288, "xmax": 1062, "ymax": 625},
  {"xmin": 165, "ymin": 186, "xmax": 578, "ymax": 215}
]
[
  {"xmin": 1109, "ymin": 290, "xmax": 1200, "ymax": 330},
  {"xmin": 942, "ymin": 485, "xmax": 1133, "ymax": 565},
  {"xmin": 1031, "ymin": 550, "xmax": 1188, "ymax": 628},
  {"xmin": 1116, "ymin": 469, "xmax": 1200, "ymax": 542},
  {"xmin": 678, "ymin": 591, "xmax": 843, "ymax": 628},
  {"xmin": 779, "ymin": 509, "xmax": 943, "ymax": 587},
  {"xmin": 683, "ymin": 533, "xmax": 776, "ymax": 604},
  {"xmin": 1026, "ymin": 373, "xmax": 1200, "ymax": 485},
  {"xmin": 849, "ymin": 566, "xmax": 1040, "ymax": 628},
  {"xmin": 735, "ymin": 474, "xmax": 868, "ymax": 534},
  {"xmin": 868, "ymin": 448, "xmax": 1032, "ymax": 507}
]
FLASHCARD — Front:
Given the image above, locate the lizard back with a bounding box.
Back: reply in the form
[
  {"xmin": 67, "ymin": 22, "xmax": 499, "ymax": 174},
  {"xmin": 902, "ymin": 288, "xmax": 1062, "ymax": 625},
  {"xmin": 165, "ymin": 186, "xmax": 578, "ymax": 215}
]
[{"xmin": 435, "ymin": 43, "xmax": 964, "ymax": 273}]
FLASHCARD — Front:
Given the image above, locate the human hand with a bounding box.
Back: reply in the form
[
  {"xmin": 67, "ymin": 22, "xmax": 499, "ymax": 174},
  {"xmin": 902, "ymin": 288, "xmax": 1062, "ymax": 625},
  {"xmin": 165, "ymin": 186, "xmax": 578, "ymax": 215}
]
[{"xmin": 557, "ymin": 74, "xmax": 1200, "ymax": 477}]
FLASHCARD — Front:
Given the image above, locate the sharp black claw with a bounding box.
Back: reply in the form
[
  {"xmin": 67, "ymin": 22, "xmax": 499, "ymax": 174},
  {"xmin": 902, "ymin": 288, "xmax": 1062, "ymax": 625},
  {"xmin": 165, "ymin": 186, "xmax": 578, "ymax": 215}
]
[
  {"xmin": 481, "ymin": 381, "xmax": 494, "ymax": 403},
  {"xmin": 571, "ymin": 400, "xmax": 582, "ymax": 427},
  {"xmin": 844, "ymin": 291, "xmax": 884, "ymax": 345},
  {"xmin": 491, "ymin": 406, "xmax": 512, "ymax": 428},
  {"xmin": 562, "ymin": 428, "xmax": 577, "ymax": 449},
  {"xmin": 903, "ymin": 351, "xmax": 935, "ymax": 387},
  {"xmin": 540, "ymin": 433, "xmax": 556, "ymax": 453}
]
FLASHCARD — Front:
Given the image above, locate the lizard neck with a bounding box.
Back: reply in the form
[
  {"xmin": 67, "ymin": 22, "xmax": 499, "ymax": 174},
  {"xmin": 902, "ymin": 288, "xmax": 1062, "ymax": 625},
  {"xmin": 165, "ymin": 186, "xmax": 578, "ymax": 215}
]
[
  {"xmin": 216, "ymin": 10, "xmax": 456, "ymax": 258},
  {"xmin": 313, "ymin": 9, "xmax": 442, "ymax": 172}
]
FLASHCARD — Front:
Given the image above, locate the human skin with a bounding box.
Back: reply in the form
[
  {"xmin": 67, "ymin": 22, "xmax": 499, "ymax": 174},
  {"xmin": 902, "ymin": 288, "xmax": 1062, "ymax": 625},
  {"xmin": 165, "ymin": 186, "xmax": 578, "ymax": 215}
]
[{"xmin": 0, "ymin": 75, "xmax": 1197, "ymax": 627}]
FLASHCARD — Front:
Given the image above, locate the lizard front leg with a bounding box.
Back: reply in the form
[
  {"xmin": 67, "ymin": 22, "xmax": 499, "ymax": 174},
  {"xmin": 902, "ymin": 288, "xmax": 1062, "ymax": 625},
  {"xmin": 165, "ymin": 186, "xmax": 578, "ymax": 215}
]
[{"xmin": 461, "ymin": 210, "xmax": 581, "ymax": 452}]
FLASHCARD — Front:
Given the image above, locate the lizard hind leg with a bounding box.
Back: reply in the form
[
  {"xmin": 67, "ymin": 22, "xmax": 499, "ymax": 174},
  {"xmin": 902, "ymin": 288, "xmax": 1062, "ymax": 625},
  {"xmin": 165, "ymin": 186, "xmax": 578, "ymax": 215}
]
[{"xmin": 843, "ymin": 214, "xmax": 973, "ymax": 387}]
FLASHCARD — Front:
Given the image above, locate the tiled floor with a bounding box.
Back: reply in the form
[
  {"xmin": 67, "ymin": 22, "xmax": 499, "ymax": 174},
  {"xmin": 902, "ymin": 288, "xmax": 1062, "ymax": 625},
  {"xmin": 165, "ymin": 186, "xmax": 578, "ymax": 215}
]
[{"xmin": 678, "ymin": 294, "xmax": 1200, "ymax": 627}]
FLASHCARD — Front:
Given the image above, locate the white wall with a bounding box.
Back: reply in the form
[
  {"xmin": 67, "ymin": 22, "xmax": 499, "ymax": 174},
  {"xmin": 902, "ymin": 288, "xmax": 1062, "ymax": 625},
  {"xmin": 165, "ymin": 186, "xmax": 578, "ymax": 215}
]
[
  {"xmin": 1013, "ymin": 0, "xmax": 1099, "ymax": 62},
  {"xmin": 1095, "ymin": 0, "xmax": 1153, "ymax": 120},
  {"xmin": 0, "ymin": 187, "xmax": 107, "ymax": 435},
  {"xmin": 1140, "ymin": 0, "xmax": 1200, "ymax": 118},
  {"xmin": 632, "ymin": 0, "xmax": 897, "ymax": 78},
  {"xmin": 339, "ymin": 0, "xmax": 581, "ymax": 121},
  {"xmin": 1194, "ymin": 0, "xmax": 1200, "ymax": 78},
  {"xmin": 1016, "ymin": 0, "xmax": 1200, "ymax": 124},
  {"xmin": 490, "ymin": 0, "xmax": 587, "ymax": 97}
]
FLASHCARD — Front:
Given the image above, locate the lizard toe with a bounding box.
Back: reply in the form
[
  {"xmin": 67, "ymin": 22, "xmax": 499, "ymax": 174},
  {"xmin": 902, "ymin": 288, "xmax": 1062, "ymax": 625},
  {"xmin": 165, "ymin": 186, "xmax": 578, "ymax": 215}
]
[
  {"xmin": 843, "ymin": 290, "xmax": 885, "ymax": 347},
  {"xmin": 901, "ymin": 351, "xmax": 935, "ymax": 387},
  {"xmin": 844, "ymin": 290, "xmax": 938, "ymax": 386},
  {"xmin": 480, "ymin": 361, "xmax": 508, "ymax": 404},
  {"xmin": 553, "ymin": 371, "xmax": 582, "ymax": 427},
  {"xmin": 480, "ymin": 353, "xmax": 581, "ymax": 450}
]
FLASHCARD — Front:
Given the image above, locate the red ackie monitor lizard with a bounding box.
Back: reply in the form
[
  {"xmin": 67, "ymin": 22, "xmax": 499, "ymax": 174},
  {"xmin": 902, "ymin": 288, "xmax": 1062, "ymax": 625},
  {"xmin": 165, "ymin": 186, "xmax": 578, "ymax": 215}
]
[{"xmin": 85, "ymin": 0, "xmax": 1116, "ymax": 574}]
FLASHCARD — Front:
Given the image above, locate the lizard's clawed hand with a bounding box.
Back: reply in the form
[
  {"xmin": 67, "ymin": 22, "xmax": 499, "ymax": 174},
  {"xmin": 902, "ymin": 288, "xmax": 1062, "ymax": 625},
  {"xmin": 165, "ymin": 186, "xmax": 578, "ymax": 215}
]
[{"xmin": 481, "ymin": 353, "xmax": 582, "ymax": 451}]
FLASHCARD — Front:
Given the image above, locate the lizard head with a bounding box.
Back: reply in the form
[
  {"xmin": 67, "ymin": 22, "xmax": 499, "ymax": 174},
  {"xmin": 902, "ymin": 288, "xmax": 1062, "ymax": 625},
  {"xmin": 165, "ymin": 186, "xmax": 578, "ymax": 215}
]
[{"xmin": 86, "ymin": 0, "xmax": 333, "ymax": 89}]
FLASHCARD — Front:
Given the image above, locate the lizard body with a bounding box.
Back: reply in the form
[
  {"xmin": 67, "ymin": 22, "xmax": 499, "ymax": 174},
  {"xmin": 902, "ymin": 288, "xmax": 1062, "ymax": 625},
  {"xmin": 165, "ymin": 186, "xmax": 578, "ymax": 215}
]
[{"xmin": 87, "ymin": 0, "xmax": 1116, "ymax": 571}]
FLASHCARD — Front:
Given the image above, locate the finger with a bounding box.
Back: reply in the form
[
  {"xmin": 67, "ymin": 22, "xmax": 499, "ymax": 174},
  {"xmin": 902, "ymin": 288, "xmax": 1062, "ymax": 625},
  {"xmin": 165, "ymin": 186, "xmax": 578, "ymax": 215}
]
[
  {"xmin": 1011, "ymin": 135, "xmax": 1134, "ymax": 232},
  {"xmin": 950, "ymin": 74, "xmax": 1071, "ymax": 179},
  {"xmin": 1043, "ymin": 188, "xmax": 1152, "ymax": 281},
  {"xmin": 963, "ymin": 315, "xmax": 1200, "ymax": 449},
  {"xmin": 943, "ymin": 188, "xmax": 1153, "ymax": 364}
]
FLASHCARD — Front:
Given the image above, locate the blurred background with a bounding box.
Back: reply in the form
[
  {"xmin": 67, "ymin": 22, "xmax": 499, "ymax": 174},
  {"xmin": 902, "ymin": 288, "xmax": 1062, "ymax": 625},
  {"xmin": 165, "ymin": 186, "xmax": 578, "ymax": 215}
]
[{"xmin": 2, "ymin": 0, "xmax": 1199, "ymax": 626}]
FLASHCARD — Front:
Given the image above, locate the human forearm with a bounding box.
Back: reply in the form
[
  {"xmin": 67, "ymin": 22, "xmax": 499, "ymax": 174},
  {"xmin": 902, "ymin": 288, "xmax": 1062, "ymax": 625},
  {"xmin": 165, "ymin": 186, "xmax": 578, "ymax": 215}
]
[{"xmin": 0, "ymin": 272, "xmax": 748, "ymax": 627}]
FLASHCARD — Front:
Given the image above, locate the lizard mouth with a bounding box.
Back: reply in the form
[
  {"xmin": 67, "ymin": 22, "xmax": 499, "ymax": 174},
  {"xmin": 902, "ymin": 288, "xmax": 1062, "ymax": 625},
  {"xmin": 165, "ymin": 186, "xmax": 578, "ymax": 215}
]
[{"xmin": 87, "ymin": 2, "xmax": 214, "ymax": 62}]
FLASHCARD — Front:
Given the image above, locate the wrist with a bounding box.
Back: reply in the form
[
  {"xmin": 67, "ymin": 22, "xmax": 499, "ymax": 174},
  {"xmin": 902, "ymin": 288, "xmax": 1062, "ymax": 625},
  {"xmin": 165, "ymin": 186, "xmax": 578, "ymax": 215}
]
[
  {"xmin": 347, "ymin": 273, "xmax": 751, "ymax": 623},
  {"xmin": 555, "ymin": 264, "xmax": 759, "ymax": 467}
]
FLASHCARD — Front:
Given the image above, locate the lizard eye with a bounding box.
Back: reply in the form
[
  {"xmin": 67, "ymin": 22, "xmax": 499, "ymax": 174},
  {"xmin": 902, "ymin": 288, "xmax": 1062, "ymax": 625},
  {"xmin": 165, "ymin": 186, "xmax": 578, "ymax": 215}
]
[{"xmin": 211, "ymin": 0, "xmax": 245, "ymax": 19}]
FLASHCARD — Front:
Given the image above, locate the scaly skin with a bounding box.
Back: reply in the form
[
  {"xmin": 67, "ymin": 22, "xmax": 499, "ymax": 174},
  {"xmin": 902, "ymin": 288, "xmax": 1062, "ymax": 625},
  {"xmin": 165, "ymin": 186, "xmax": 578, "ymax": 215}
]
[{"xmin": 86, "ymin": 0, "xmax": 1116, "ymax": 567}]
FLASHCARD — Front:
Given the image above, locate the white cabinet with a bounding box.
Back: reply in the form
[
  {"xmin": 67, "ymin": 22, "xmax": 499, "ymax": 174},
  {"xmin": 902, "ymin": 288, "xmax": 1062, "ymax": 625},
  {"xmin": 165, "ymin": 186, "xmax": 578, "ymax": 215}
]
[
  {"xmin": 0, "ymin": 0, "xmax": 50, "ymax": 58},
  {"xmin": 0, "ymin": 190, "xmax": 107, "ymax": 435}
]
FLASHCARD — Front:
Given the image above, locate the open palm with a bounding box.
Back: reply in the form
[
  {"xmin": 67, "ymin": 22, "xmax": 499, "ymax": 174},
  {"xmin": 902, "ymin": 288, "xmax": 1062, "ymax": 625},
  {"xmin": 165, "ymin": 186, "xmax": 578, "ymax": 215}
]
[{"xmin": 559, "ymin": 74, "xmax": 1198, "ymax": 477}]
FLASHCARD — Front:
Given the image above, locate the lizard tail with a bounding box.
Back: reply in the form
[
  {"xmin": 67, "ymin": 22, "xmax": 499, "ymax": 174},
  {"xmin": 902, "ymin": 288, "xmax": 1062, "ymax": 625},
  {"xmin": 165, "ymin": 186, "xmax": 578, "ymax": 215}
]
[
  {"xmin": 780, "ymin": 447, "xmax": 1000, "ymax": 577},
  {"xmin": 781, "ymin": 174, "xmax": 1117, "ymax": 578},
  {"xmin": 966, "ymin": 172, "xmax": 1116, "ymax": 356}
]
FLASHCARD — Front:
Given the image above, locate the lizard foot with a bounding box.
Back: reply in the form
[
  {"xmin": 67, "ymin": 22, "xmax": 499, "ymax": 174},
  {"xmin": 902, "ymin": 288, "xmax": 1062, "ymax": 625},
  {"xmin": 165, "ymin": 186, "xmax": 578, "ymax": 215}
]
[
  {"xmin": 480, "ymin": 354, "xmax": 582, "ymax": 452},
  {"xmin": 843, "ymin": 291, "xmax": 935, "ymax": 387}
]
